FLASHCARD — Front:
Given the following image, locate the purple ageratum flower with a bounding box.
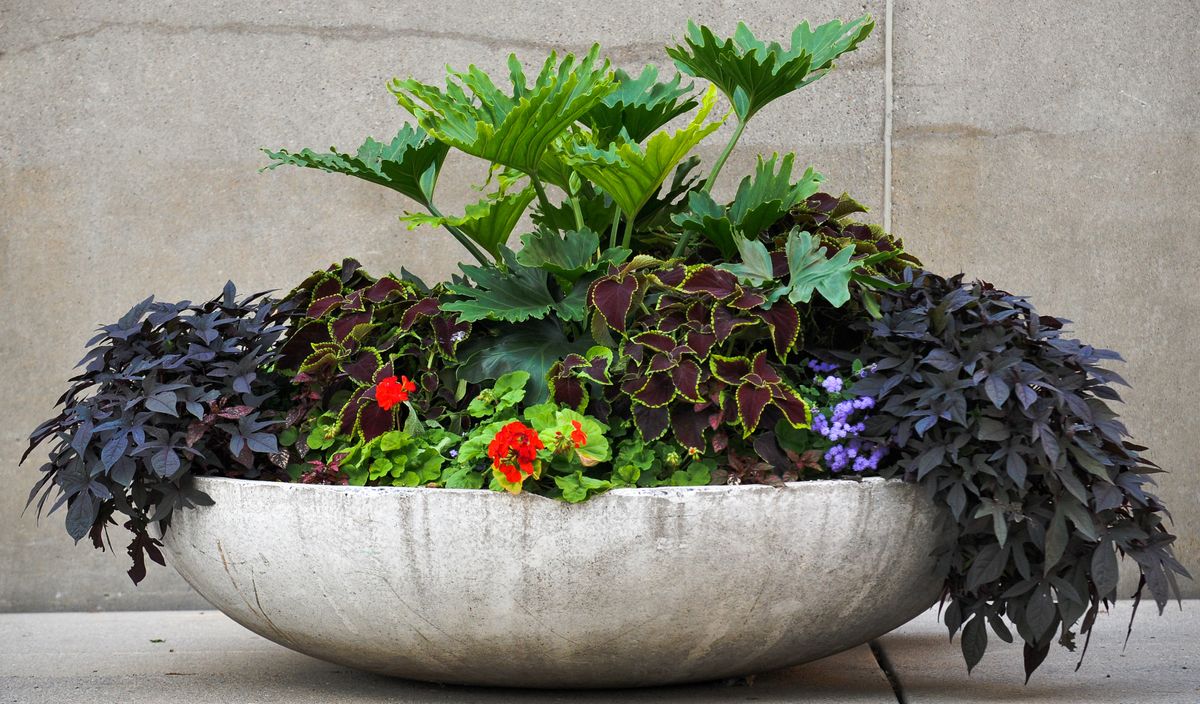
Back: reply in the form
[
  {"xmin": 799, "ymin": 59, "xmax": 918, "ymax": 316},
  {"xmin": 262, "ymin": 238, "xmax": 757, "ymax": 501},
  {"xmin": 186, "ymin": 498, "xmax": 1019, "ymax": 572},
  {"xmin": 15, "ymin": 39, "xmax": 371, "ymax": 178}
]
[
  {"xmin": 821, "ymin": 375, "xmax": 844, "ymax": 394},
  {"xmin": 852, "ymin": 396, "xmax": 875, "ymax": 410},
  {"xmin": 808, "ymin": 359, "xmax": 839, "ymax": 374},
  {"xmin": 448, "ymin": 449, "xmax": 458, "ymax": 458}
]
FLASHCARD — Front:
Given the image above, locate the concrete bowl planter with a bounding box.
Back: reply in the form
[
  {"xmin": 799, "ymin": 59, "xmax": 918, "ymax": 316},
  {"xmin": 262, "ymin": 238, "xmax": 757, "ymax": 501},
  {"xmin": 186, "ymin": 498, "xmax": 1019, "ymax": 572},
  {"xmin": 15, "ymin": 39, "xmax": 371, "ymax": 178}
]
[{"xmin": 162, "ymin": 475, "xmax": 949, "ymax": 688}]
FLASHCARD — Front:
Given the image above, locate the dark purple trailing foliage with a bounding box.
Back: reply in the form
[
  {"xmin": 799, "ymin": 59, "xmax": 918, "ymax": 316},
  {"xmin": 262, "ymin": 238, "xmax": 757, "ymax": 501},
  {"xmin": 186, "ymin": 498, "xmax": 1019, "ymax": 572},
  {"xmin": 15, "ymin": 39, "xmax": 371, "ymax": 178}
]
[
  {"xmin": 849, "ymin": 268, "xmax": 1189, "ymax": 680},
  {"xmin": 22, "ymin": 283, "xmax": 295, "ymax": 583}
]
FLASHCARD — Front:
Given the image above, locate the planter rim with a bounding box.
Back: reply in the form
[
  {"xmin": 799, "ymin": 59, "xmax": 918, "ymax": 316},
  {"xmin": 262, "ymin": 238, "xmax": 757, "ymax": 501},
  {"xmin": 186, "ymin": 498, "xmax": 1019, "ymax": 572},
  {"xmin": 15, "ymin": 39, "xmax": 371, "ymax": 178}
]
[{"xmin": 188, "ymin": 473, "xmax": 901, "ymax": 501}]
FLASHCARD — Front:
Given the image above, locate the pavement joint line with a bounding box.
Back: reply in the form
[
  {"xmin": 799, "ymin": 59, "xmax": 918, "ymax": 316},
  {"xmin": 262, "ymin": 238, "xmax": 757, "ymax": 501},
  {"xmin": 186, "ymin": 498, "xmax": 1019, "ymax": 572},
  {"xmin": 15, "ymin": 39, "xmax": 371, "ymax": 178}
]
[{"xmin": 869, "ymin": 638, "xmax": 908, "ymax": 704}]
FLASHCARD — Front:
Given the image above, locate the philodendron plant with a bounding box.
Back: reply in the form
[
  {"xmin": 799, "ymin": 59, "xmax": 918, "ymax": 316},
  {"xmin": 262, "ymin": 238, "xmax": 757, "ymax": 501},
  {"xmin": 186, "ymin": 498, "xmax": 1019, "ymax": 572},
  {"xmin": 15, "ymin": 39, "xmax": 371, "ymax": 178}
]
[{"xmin": 25, "ymin": 14, "xmax": 1185, "ymax": 681}]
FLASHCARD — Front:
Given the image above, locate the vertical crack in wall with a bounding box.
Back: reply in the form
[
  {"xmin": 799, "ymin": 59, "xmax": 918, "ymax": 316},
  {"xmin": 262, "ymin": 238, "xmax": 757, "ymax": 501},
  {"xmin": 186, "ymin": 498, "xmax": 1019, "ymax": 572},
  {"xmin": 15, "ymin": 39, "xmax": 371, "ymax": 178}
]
[{"xmin": 882, "ymin": 0, "xmax": 895, "ymax": 232}]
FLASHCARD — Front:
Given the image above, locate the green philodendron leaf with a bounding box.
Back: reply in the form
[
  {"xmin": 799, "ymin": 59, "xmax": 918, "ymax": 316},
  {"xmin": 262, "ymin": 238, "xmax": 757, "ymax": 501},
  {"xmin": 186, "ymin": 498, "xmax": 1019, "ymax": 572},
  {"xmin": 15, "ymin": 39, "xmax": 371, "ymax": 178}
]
[
  {"xmin": 584, "ymin": 65, "xmax": 698, "ymax": 144},
  {"xmin": 667, "ymin": 16, "xmax": 874, "ymax": 120},
  {"xmin": 564, "ymin": 85, "xmax": 723, "ymax": 220},
  {"xmin": 390, "ymin": 46, "xmax": 616, "ymax": 176},
  {"xmin": 261, "ymin": 124, "xmax": 449, "ymax": 207},
  {"xmin": 674, "ymin": 153, "xmax": 824, "ymax": 258},
  {"xmin": 515, "ymin": 228, "xmax": 601, "ymax": 282},
  {"xmin": 457, "ymin": 319, "xmax": 590, "ymax": 403},
  {"xmin": 782, "ymin": 229, "xmax": 858, "ymax": 307},
  {"xmin": 402, "ymin": 184, "xmax": 536, "ymax": 258},
  {"xmin": 720, "ymin": 235, "xmax": 776, "ymax": 286},
  {"xmin": 443, "ymin": 248, "xmax": 556, "ymax": 323}
]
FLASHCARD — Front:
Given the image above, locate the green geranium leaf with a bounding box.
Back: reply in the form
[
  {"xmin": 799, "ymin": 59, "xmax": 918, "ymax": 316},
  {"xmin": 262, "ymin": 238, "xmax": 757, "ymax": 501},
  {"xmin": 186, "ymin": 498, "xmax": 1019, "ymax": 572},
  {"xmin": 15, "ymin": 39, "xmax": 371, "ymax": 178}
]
[
  {"xmin": 516, "ymin": 228, "xmax": 601, "ymax": 282},
  {"xmin": 457, "ymin": 320, "xmax": 590, "ymax": 403},
  {"xmin": 584, "ymin": 65, "xmax": 698, "ymax": 144},
  {"xmin": 667, "ymin": 17, "xmax": 874, "ymax": 120},
  {"xmin": 554, "ymin": 471, "xmax": 613, "ymax": 503},
  {"xmin": 261, "ymin": 124, "xmax": 449, "ymax": 207},
  {"xmin": 402, "ymin": 184, "xmax": 535, "ymax": 259},
  {"xmin": 390, "ymin": 46, "xmax": 616, "ymax": 176},
  {"xmin": 563, "ymin": 86, "xmax": 723, "ymax": 222},
  {"xmin": 782, "ymin": 229, "xmax": 857, "ymax": 307},
  {"xmin": 443, "ymin": 248, "xmax": 556, "ymax": 323},
  {"xmin": 676, "ymin": 155, "xmax": 824, "ymax": 258}
]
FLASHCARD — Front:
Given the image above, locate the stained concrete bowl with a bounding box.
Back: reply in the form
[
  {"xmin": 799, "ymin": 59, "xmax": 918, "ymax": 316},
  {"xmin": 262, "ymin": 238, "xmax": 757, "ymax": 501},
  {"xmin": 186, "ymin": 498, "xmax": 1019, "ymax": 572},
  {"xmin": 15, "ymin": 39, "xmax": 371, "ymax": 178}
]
[{"xmin": 162, "ymin": 475, "xmax": 948, "ymax": 688}]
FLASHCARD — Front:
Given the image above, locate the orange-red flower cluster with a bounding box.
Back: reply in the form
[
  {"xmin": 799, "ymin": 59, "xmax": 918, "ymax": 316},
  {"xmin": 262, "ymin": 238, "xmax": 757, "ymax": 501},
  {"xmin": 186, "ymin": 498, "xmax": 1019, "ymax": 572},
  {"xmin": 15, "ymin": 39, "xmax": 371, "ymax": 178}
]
[
  {"xmin": 569, "ymin": 420, "xmax": 587, "ymax": 448},
  {"xmin": 487, "ymin": 421, "xmax": 544, "ymax": 483},
  {"xmin": 376, "ymin": 375, "xmax": 416, "ymax": 411}
]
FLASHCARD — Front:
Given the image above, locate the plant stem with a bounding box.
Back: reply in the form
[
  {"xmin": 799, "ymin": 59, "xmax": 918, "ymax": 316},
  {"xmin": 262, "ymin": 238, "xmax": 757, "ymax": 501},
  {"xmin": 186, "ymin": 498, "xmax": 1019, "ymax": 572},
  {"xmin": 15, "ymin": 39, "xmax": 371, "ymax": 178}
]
[
  {"xmin": 569, "ymin": 196, "xmax": 585, "ymax": 231},
  {"xmin": 608, "ymin": 211, "xmax": 621, "ymax": 249},
  {"xmin": 671, "ymin": 118, "xmax": 750, "ymax": 259},
  {"xmin": 425, "ymin": 202, "xmax": 489, "ymax": 265},
  {"xmin": 530, "ymin": 174, "xmax": 555, "ymax": 218},
  {"xmin": 620, "ymin": 212, "xmax": 636, "ymax": 250}
]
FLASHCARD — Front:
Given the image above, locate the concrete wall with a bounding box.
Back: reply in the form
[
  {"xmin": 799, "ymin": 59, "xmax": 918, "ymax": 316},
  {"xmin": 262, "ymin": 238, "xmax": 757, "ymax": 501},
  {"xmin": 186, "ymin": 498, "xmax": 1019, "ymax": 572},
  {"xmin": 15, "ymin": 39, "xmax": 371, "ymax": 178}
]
[{"xmin": 0, "ymin": 1, "xmax": 1195, "ymax": 611}]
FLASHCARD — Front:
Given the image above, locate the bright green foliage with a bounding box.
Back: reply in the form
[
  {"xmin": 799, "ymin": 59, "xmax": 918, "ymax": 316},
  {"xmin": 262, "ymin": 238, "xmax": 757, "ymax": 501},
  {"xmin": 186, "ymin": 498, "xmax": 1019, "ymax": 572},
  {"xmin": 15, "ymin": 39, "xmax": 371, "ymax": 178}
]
[
  {"xmin": 467, "ymin": 371, "xmax": 529, "ymax": 418},
  {"xmin": 676, "ymin": 154, "xmax": 824, "ymax": 257},
  {"xmin": 563, "ymin": 86, "xmax": 724, "ymax": 229},
  {"xmin": 402, "ymin": 184, "xmax": 536, "ymax": 259},
  {"xmin": 443, "ymin": 249, "xmax": 559, "ymax": 323},
  {"xmin": 390, "ymin": 46, "xmax": 616, "ymax": 176},
  {"xmin": 262, "ymin": 125, "xmax": 449, "ymax": 207},
  {"xmin": 336, "ymin": 429, "xmax": 455, "ymax": 487},
  {"xmin": 667, "ymin": 16, "xmax": 874, "ymax": 120},
  {"xmin": 780, "ymin": 229, "xmax": 858, "ymax": 307},
  {"xmin": 555, "ymin": 472, "xmax": 612, "ymax": 502},
  {"xmin": 584, "ymin": 65, "xmax": 698, "ymax": 144},
  {"xmin": 515, "ymin": 228, "xmax": 601, "ymax": 282}
]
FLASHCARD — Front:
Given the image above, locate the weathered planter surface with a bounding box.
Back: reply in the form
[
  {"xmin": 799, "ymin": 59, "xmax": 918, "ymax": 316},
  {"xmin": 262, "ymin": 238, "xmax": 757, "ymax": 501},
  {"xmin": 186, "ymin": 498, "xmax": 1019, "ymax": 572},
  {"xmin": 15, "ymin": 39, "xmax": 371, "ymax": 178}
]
[{"xmin": 163, "ymin": 476, "xmax": 949, "ymax": 688}]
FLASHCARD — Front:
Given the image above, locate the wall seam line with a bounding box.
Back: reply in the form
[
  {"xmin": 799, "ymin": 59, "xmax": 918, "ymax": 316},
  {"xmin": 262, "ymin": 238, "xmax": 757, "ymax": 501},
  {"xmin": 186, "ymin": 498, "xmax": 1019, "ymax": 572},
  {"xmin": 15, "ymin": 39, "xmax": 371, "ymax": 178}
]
[{"xmin": 882, "ymin": 0, "xmax": 894, "ymax": 232}]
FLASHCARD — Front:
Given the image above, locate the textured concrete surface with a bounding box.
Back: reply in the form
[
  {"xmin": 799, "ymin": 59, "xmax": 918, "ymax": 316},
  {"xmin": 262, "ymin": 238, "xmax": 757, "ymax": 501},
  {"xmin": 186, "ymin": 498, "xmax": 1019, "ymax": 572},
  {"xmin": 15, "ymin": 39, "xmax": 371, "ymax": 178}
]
[
  {"xmin": 889, "ymin": 0, "xmax": 1200, "ymax": 597},
  {"xmin": 876, "ymin": 600, "xmax": 1200, "ymax": 702},
  {"xmin": 0, "ymin": 0, "xmax": 885, "ymax": 612},
  {"xmin": 2, "ymin": 0, "xmax": 1197, "ymax": 613},
  {"xmin": 3, "ymin": 604, "xmax": 1195, "ymax": 702},
  {"xmin": 161, "ymin": 477, "xmax": 946, "ymax": 687},
  {"xmin": 0, "ymin": 610, "xmax": 896, "ymax": 703}
]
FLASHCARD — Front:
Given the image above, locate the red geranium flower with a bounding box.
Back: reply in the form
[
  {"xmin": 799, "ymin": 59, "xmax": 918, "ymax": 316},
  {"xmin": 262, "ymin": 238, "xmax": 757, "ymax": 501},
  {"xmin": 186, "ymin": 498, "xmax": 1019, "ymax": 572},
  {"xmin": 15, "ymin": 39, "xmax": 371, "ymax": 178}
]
[
  {"xmin": 376, "ymin": 375, "xmax": 416, "ymax": 411},
  {"xmin": 487, "ymin": 421, "xmax": 545, "ymax": 483},
  {"xmin": 569, "ymin": 420, "xmax": 587, "ymax": 448}
]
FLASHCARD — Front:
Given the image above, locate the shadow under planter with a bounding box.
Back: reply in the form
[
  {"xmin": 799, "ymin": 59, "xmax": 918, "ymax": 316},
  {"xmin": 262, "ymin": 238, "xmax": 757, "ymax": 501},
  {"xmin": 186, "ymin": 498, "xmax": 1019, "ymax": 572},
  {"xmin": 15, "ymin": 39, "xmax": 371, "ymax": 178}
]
[{"xmin": 161, "ymin": 475, "xmax": 949, "ymax": 688}]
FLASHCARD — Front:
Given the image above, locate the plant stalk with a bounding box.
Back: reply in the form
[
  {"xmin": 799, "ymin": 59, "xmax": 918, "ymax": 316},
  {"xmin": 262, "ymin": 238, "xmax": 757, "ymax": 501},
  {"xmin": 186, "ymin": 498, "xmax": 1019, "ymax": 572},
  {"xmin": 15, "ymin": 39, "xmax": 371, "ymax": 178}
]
[
  {"xmin": 425, "ymin": 202, "xmax": 489, "ymax": 265},
  {"xmin": 569, "ymin": 196, "xmax": 585, "ymax": 231},
  {"xmin": 608, "ymin": 211, "xmax": 621, "ymax": 249},
  {"xmin": 620, "ymin": 212, "xmax": 636, "ymax": 250},
  {"xmin": 672, "ymin": 118, "xmax": 749, "ymax": 259},
  {"xmin": 530, "ymin": 174, "xmax": 555, "ymax": 219}
]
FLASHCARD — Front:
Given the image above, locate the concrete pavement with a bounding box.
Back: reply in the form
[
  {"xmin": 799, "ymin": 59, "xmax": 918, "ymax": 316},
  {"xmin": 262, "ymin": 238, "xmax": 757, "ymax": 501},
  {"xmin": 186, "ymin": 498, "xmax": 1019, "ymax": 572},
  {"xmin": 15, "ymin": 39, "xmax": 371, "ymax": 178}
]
[{"xmin": 1, "ymin": 602, "xmax": 1196, "ymax": 702}]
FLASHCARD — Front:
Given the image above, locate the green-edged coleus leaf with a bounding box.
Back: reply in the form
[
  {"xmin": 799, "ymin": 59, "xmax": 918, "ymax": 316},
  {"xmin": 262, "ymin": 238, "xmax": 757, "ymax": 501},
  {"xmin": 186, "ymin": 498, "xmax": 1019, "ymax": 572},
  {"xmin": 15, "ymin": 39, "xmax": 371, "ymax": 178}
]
[
  {"xmin": 584, "ymin": 65, "xmax": 698, "ymax": 144},
  {"xmin": 390, "ymin": 45, "xmax": 616, "ymax": 176},
  {"xmin": 515, "ymin": 228, "xmax": 601, "ymax": 282},
  {"xmin": 443, "ymin": 248, "xmax": 557, "ymax": 323},
  {"xmin": 457, "ymin": 320, "xmax": 590, "ymax": 404},
  {"xmin": 402, "ymin": 182, "xmax": 535, "ymax": 259},
  {"xmin": 667, "ymin": 16, "xmax": 875, "ymax": 120},
  {"xmin": 261, "ymin": 124, "xmax": 449, "ymax": 207},
  {"xmin": 548, "ymin": 346, "xmax": 613, "ymax": 410},
  {"xmin": 710, "ymin": 351, "xmax": 811, "ymax": 436},
  {"xmin": 563, "ymin": 86, "xmax": 724, "ymax": 221},
  {"xmin": 779, "ymin": 229, "xmax": 857, "ymax": 307},
  {"xmin": 675, "ymin": 154, "xmax": 824, "ymax": 258}
]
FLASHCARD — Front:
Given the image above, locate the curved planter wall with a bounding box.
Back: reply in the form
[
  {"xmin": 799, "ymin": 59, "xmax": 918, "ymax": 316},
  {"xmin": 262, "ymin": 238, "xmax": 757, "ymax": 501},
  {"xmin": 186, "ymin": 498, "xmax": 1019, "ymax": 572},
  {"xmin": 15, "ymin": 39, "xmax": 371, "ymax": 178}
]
[{"xmin": 162, "ymin": 476, "xmax": 948, "ymax": 688}]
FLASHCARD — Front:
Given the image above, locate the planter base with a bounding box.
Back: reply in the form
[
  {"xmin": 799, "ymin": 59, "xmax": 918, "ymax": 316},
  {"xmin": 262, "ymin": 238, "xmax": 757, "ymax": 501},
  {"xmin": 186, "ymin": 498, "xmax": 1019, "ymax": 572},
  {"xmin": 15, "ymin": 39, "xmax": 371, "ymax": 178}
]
[{"xmin": 163, "ymin": 476, "xmax": 948, "ymax": 688}]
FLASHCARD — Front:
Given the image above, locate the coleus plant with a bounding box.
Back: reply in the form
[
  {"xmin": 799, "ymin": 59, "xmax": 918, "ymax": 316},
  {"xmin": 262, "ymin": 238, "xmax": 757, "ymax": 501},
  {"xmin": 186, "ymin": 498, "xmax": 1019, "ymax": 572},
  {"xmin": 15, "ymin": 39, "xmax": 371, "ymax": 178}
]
[{"xmin": 23, "ymin": 13, "xmax": 1185, "ymax": 682}]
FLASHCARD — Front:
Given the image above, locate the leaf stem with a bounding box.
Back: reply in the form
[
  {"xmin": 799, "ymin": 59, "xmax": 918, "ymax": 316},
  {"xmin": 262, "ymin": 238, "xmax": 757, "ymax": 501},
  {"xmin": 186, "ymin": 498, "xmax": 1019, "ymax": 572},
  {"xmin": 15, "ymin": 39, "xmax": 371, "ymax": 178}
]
[
  {"xmin": 672, "ymin": 117, "xmax": 749, "ymax": 259},
  {"xmin": 530, "ymin": 174, "xmax": 555, "ymax": 219},
  {"xmin": 608, "ymin": 211, "xmax": 621, "ymax": 249},
  {"xmin": 569, "ymin": 196, "xmax": 585, "ymax": 231},
  {"xmin": 620, "ymin": 212, "xmax": 636, "ymax": 250},
  {"xmin": 425, "ymin": 202, "xmax": 489, "ymax": 265}
]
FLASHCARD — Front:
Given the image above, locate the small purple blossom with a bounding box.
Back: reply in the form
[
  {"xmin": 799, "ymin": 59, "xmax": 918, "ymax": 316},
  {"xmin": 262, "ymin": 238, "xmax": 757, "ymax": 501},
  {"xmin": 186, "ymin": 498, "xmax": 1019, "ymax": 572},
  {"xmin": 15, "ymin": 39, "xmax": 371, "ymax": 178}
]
[
  {"xmin": 448, "ymin": 449, "xmax": 458, "ymax": 458},
  {"xmin": 821, "ymin": 375, "xmax": 844, "ymax": 394},
  {"xmin": 807, "ymin": 359, "xmax": 839, "ymax": 374}
]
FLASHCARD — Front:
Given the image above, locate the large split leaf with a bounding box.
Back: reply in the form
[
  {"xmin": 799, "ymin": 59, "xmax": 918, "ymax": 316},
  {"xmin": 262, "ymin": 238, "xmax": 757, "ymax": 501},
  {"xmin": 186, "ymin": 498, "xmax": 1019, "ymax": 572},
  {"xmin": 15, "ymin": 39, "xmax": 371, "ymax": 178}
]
[
  {"xmin": 564, "ymin": 86, "xmax": 724, "ymax": 221},
  {"xmin": 780, "ymin": 229, "xmax": 857, "ymax": 307},
  {"xmin": 666, "ymin": 17, "xmax": 874, "ymax": 120},
  {"xmin": 675, "ymin": 154, "xmax": 824, "ymax": 257},
  {"xmin": 443, "ymin": 249, "xmax": 557, "ymax": 323},
  {"xmin": 390, "ymin": 46, "xmax": 615, "ymax": 176},
  {"xmin": 401, "ymin": 183, "xmax": 535, "ymax": 258},
  {"xmin": 515, "ymin": 228, "xmax": 601, "ymax": 282},
  {"xmin": 584, "ymin": 65, "xmax": 698, "ymax": 144},
  {"xmin": 457, "ymin": 320, "xmax": 590, "ymax": 403},
  {"xmin": 261, "ymin": 124, "xmax": 450, "ymax": 207}
]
